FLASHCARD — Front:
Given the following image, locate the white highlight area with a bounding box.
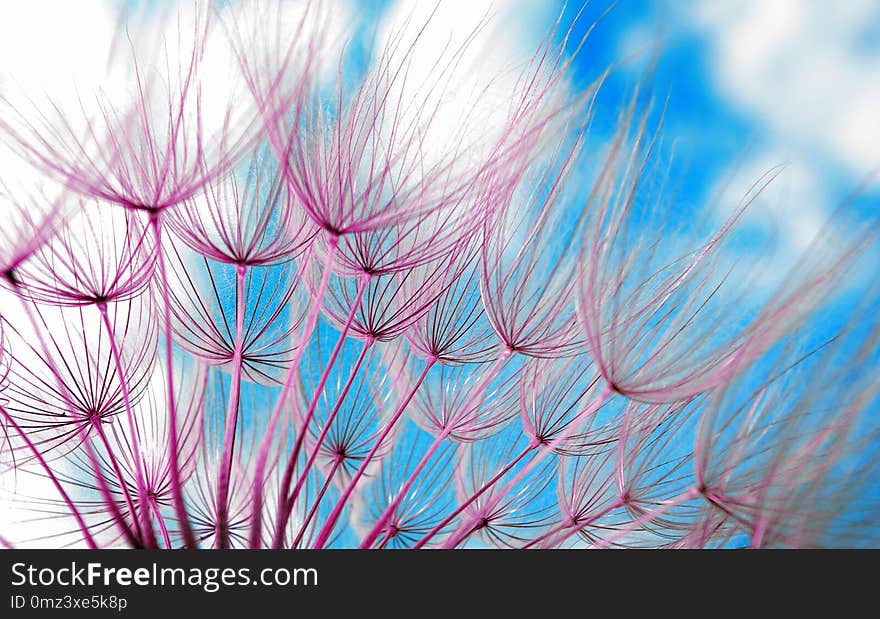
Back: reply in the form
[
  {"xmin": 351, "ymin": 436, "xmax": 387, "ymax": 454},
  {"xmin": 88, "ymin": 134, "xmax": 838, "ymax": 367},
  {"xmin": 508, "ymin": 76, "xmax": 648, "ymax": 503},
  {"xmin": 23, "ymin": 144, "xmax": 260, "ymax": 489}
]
[{"xmin": 692, "ymin": 0, "xmax": 880, "ymax": 178}]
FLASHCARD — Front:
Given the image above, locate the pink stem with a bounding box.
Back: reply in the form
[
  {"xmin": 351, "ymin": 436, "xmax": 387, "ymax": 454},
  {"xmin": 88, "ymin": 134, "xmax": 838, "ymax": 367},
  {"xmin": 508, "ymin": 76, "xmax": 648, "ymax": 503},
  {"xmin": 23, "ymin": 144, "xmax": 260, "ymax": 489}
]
[
  {"xmin": 312, "ymin": 358, "xmax": 437, "ymax": 549},
  {"xmin": 151, "ymin": 213, "xmax": 197, "ymax": 549},
  {"xmin": 523, "ymin": 500, "xmax": 624, "ymax": 549},
  {"xmin": 360, "ymin": 430, "xmax": 447, "ymax": 549},
  {"xmin": 98, "ymin": 303, "xmax": 157, "ymax": 548},
  {"xmin": 10, "ymin": 291, "xmax": 135, "ymax": 546},
  {"xmin": 271, "ymin": 272, "xmax": 372, "ymax": 548},
  {"xmin": 588, "ymin": 487, "xmax": 701, "ymax": 549},
  {"xmin": 149, "ymin": 495, "xmax": 172, "ymax": 549},
  {"xmin": 365, "ymin": 349, "xmax": 515, "ymax": 548},
  {"xmin": 215, "ymin": 263, "xmax": 248, "ymax": 549},
  {"xmin": 0, "ymin": 405, "xmax": 98, "ymax": 549},
  {"xmin": 414, "ymin": 443, "xmax": 534, "ymax": 550},
  {"xmin": 247, "ymin": 238, "xmax": 338, "ymax": 548},
  {"xmin": 751, "ymin": 520, "xmax": 768, "ymax": 549},
  {"xmin": 90, "ymin": 420, "xmax": 143, "ymax": 546},
  {"xmin": 442, "ymin": 386, "xmax": 614, "ymax": 548},
  {"xmin": 282, "ymin": 338, "xmax": 374, "ymax": 534},
  {"xmin": 291, "ymin": 459, "xmax": 341, "ymax": 549}
]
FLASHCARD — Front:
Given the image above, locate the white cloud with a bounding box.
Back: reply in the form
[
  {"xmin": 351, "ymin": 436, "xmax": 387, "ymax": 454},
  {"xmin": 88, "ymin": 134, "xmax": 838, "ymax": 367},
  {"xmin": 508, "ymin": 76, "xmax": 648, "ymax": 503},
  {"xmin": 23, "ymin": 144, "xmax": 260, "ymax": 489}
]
[
  {"xmin": 690, "ymin": 0, "xmax": 880, "ymax": 178},
  {"xmin": 0, "ymin": 1, "xmax": 117, "ymax": 95},
  {"xmin": 376, "ymin": 0, "xmax": 562, "ymax": 169},
  {"xmin": 624, "ymin": 0, "xmax": 880, "ymax": 271}
]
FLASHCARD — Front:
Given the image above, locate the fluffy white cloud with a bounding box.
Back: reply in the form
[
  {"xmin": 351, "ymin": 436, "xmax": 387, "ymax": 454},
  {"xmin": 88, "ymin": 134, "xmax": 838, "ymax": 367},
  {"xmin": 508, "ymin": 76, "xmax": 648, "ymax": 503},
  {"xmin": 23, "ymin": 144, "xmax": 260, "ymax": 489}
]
[
  {"xmin": 374, "ymin": 0, "xmax": 562, "ymax": 170},
  {"xmin": 692, "ymin": 0, "xmax": 880, "ymax": 177},
  {"xmin": 650, "ymin": 0, "xmax": 880, "ymax": 273}
]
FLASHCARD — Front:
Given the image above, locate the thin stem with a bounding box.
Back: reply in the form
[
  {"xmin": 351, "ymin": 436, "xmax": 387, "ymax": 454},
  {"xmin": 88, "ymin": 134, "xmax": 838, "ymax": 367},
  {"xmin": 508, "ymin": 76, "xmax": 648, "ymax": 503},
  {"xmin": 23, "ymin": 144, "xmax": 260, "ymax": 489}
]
[
  {"xmin": 90, "ymin": 419, "xmax": 144, "ymax": 546},
  {"xmin": 312, "ymin": 357, "xmax": 437, "ymax": 549},
  {"xmin": 271, "ymin": 272, "xmax": 372, "ymax": 548},
  {"xmin": 587, "ymin": 487, "xmax": 701, "ymax": 549},
  {"xmin": 247, "ymin": 238, "xmax": 337, "ymax": 548},
  {"xmin": 86, "ymin": 436, "xmax": 142, "ymax": 547},
  {"xmin": 9, "ymin": 289, "xmax": 135, "ymax": 546},
  {"xmin": 442, "ymin": 386, "xmax": 614, "ymax": 548},
  {"xmin": 0, "ymin": 405, "xmax": 98, "ymax": 549},
  {"xmin": 215, "ymin": 263, "xmax": 248, "ymax": 549},
  {"xmin": 364, "ymin": 349, "xmax": 515, "ymax": 548},
  {"xmin": 149, "ymin": 495, "xmax": 172, "ymax": 549},
  {"xmin": 523, "ymin": 500, "xmax": 624, "ymax": 549},
  {"xmin": 413, "ymin": 443, "xmax": 534, "ymax": 549},
  {"xmin": 151, "ymin": 213, "xmax": 198, "ymax": 549},
  {"xmin": 291, "ymin": 459, "xmax": 340, "ymax": 549},
  {"xmin": 751, "ymin": 522, "xmax": 768, "ymax": 549},
  {"xmin": 521, "ymin": 522, "xmax": 571, "ymax": 550},
  {"xmin": 98, "ymin": 303, "xmax": 157, "ymax": 548},
  {"xmin": 360, "ymin": 430, "xmax": 447, "ymax": 549},
  {"xmin": 282, "ymin": 338, "xmax": 374, "ymax": 537}
]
